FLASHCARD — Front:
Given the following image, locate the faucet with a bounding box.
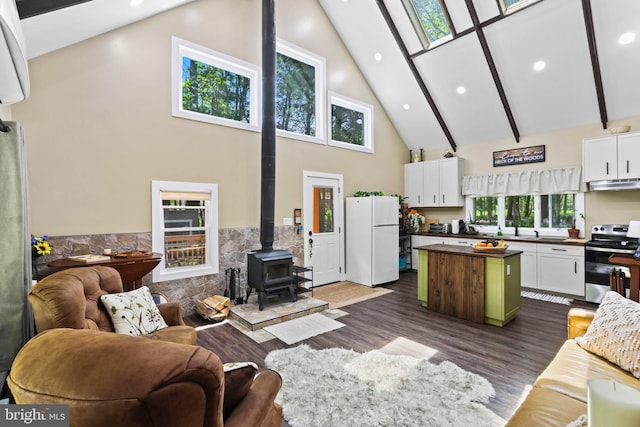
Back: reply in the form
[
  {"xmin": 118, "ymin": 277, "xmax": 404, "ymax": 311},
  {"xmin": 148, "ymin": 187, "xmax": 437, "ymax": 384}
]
[
  {"xmin": 513, "ymin": 222, "xmax": 519, "ymax": 237},
  {"xmin": 534, "ymin": 230, "xmax": 539, "ymax": 238}
]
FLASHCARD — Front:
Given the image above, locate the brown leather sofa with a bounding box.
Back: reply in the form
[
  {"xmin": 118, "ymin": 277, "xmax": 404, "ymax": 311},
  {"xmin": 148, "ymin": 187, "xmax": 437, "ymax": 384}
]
[
  {"xmin": 8, "ymin": 328, "xmax": 283, "ymax": 427},
  {"xmin": 505, "ymin": 308, "xmax": 640, "ymax": 426},
  {"xmin": 29, "ymin": 266, "xmax": 196, "ymax": 345}
]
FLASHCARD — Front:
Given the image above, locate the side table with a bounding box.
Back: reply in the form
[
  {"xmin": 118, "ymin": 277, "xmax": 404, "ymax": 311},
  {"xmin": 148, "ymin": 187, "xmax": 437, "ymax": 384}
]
[{"xmin": 48, "ymin": 252, "xmax": 163, "ymax": 291}]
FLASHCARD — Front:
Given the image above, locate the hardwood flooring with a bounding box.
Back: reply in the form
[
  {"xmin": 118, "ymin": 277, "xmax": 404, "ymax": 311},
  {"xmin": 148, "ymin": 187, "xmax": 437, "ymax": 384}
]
[{"xmin": 185, "ymin": 272, "xmax": 598, "ymax": 422}]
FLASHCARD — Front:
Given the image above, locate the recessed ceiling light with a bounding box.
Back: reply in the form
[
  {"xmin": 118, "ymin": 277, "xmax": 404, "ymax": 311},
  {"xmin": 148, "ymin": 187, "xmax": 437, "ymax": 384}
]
[
  {"xmin": 373, "ymin": 52, "xmax": 383, "ymax": 61},
  {"xmin": 533, "ymin": 60, "xmax": 546, "ymax": 71},
  {"xmin": 403, "ymin": 104, "xmax": 411, "ymax": 110},
  {"xmin": 619, "ymin": 32, "xmax": 636, "ymax": 45},
  {"xmin": 456, "ymin": 86, "xmax": 466, "ymax": 95}
]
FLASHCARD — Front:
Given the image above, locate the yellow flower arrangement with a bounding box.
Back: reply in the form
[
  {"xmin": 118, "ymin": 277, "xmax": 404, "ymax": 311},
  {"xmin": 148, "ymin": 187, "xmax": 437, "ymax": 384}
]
[{"xmin": 31, "ymin": 235, "xmax": 52, "ymax": 257}]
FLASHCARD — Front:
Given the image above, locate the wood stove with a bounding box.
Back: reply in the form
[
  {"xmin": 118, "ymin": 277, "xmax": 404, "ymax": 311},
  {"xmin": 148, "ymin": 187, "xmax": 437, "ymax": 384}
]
[{"xmin": 247, "ymin": 250, "xmax": 296, "ymax": 310}]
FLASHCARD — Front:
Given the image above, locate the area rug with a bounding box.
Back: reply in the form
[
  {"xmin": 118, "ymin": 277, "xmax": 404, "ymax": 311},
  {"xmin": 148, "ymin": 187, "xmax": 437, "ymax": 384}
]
[
  {"xmin": 521, "ymin": 290, "xmax": 572, "ymax": 305},
  {"xmin": 263, "ymin": 313, "xmax": 345, "ymax": 345},
  {"xmin": 265, "ymin": 344, "xmax": 505, "ymax": 427},
  {"xmin": 312, "ymin": 281, "xmax": 393, "ymax": 309}
]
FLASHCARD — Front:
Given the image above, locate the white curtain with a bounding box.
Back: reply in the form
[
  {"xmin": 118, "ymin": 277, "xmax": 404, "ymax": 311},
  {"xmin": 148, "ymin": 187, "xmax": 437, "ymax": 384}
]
[
  {"xmin": 462, "ymin": 166, "xmax": 585, "ymax": 196},
  {"xmin": 0, "ymin": 122, "xmax": 33, "ymax": 381}
]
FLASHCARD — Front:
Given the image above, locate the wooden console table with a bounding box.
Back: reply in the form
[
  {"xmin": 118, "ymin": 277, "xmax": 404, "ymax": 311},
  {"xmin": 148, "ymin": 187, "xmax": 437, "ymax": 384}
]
[
  {"xmin": 48, "ymin": 253, "xmax": 163, "ymax": 291},
  {"xmin": 609, "ymin": 254, "xmax": 640, "ymax": 302}
]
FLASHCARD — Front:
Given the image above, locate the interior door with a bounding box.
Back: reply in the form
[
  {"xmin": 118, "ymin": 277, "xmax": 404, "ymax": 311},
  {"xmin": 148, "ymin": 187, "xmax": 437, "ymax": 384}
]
[{"xmin": 303, "ymin": 171, "xmax": 343, "ymax": 286}]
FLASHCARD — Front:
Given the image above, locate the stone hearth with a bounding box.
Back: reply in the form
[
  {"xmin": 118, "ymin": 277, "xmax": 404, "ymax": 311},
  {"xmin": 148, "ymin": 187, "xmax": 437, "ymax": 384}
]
[{"xmin": 230, "ymin": 292, "xmax": 328, "ymax": 331}]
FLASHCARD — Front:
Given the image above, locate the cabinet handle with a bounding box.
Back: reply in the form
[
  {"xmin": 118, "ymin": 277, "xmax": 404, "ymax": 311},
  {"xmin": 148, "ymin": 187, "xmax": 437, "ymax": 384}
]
[
  {"xmin": 442, "ymin": 194, "xmax": 445, "ymax": 204},
  {"xmin": 606, "ymin": 162, "xmax": 609, "ymax": 175},
  {"xmin": 551, "ymin": 248, "xmax": 567, "ymax": 252},
  {"xmin": 628, "ymin": 160, "xmax": 630, "ymax": 174},
  {"xmin": 418, "ymin": 196, "xmax": 420, "ymax": 204},
  {"xmin": 574, "ymin": 261, "xmax": 577, "ymax": 274},
  {"xmin": 433, "ymin": 195, "xmax": 436, "ymax": 204}
]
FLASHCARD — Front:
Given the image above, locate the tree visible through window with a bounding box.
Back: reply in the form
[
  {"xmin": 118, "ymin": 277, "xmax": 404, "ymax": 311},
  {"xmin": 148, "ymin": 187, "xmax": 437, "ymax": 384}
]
[
  {"xmin": 181, "ymin": 58, "xmax": 251, "ymax": 123},
  {"xmin": 408, "ymin": 0, "xmax": 451, "ymax": 44},
  {"xmin": 276, "ymin": 53, "xmax": 316, "ymax": 136},
  {"xmin": 332, "ymin": 105, "xmax": 364, "ymax": 146},
  {"xmin": 171, "ymin": 37, "xmax": 260, "ymax": 132}
]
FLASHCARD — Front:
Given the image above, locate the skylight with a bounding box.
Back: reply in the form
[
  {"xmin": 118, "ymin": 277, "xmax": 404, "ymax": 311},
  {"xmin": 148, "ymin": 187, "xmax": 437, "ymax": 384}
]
[
  {"xmin": 501, "ymin": 0, "xmax": 542, "ymax": 14},
  {"xmin": 404, "ymin": 0, "xmax": 452, "ymax": 47}
]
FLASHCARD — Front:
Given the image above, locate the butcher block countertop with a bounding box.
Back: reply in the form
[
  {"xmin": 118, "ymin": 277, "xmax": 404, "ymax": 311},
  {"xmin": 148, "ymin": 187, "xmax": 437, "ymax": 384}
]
[
  {"xmin": 415, "ymin": 243, "xmax": 523, "ymax": 258},
  {"xmin": 412, "ymin": 232, "xmax": 588, "ymax": 246}
]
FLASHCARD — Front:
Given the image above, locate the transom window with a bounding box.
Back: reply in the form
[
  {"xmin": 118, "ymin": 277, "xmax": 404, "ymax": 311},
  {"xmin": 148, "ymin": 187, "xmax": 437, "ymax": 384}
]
[
  {"xmin": 404, "ymin": 0, "xmax": 452, "ymax": 47},
  {"xmin": 328, "ymin": 92, "xmax": 373, "ymax": 153},
  {"xmin": 152, "ymin": 181, "xmax": 219, "ymax": 282},
  {"xmin": 276, "ymin": 40, "xmax": 325, "ymax": 144},
  {"xmin": 467, "ymin": 193, "xmax": 583, "ymax": 237}
]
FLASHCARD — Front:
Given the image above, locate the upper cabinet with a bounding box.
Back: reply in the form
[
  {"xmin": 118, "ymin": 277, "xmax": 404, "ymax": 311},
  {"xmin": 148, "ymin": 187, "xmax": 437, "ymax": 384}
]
[
  {"xmin": 404, "ymin": 157, "xmax": 464, "ymax": 207},
  {"xmin": 583, "ymin": 132, "xmax": 640, "ymax": 182}
]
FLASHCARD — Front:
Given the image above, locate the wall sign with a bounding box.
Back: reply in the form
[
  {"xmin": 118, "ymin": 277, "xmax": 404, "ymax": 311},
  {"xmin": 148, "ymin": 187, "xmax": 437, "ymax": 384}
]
[{"xmin": 493, "ymin": 145, "xmax": 546, "ymax": 167}]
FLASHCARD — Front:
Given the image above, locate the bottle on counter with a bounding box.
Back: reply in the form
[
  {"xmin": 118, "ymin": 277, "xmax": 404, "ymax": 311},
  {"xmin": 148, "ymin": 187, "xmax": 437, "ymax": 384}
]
[{"xmin": 497, "ymin": 226, "xmax": 503, "ymax": 236}]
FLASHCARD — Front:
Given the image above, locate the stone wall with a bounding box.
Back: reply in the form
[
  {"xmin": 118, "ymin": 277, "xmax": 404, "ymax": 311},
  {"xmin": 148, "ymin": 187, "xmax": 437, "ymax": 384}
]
[{"xmin": 35, "ymin": 226, "xmax": 304, "ymax": 314}]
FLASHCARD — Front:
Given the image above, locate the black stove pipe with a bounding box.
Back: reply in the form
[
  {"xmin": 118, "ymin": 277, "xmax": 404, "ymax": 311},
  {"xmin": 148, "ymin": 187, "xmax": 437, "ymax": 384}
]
[{"xmin": 260, "ymin": 0, "xmax": 276, "ymax": 253}]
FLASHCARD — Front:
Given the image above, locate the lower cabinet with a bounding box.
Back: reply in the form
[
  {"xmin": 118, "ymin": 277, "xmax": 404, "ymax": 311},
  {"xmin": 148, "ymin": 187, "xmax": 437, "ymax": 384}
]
[
  {"xmin": 507, "ymin": 242, "xmax": 537, "ymax": 289},
  {"xmin": 536, "ymin": 244, "xmax": 585, "ymax": 297},
  {"xmin": 411, "ymin": 236, "xmax": 445, "ymax": 271}
]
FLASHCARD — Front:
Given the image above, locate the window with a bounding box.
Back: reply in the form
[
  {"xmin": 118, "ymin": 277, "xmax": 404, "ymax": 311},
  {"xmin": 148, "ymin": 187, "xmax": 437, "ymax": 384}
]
[
  {"xmin": 276, "ymin": 39, "xmax": 325, "ymax": 144},
  {"xmin": 172, "ymin": 37, "xmax": 260, "ymax": 132},
  {"xmin": 152, "ymin": 181, "xmax": 219, "ymax": 282},
  {"xmin": 328, "ymin": 92, "xmax": 373, "ymax": 153},
  {"xmin": 404, "ymin": 0, "xmax": 452, "ymax": 47},
  {"xmin": 314, "ymin": 187, "xmax": 334, "ymax": 233},
  {"xmin": 468, "ymin": 193, "xmax": 583, "ymax": 237},
  {"xmin": 500, "ymin": 0, "xmax": 542, "ymax": 14}
]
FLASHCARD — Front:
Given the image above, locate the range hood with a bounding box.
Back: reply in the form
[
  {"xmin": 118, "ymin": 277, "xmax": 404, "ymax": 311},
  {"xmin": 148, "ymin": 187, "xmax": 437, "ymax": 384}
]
[{"xmin": 588, "ymin": 179, "xmax": 640, "ymax": 191}]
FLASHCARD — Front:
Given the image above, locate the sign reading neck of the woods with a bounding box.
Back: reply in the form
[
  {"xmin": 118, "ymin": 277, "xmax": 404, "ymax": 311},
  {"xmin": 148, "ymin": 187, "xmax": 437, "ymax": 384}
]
[{"xmin": 493, "ymin": 145, "xmax": 546, "ymax": 167}]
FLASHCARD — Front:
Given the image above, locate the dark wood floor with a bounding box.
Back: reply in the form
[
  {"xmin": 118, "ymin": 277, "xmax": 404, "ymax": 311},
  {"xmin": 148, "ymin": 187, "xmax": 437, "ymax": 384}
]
[{"xmin": 185, "ymin": 272, "xmax": 597, "ymax": 421}]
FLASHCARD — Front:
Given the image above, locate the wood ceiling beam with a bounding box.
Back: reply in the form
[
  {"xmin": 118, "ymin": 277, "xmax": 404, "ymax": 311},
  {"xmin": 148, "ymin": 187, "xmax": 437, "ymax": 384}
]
[
  {"xmin": 581, "ymin": 0, "xmax": 608, "ymax": 129},
  {"xmin": 464, "ymin": 0, "xmax": 520, "ymax": 143},
  {"xmin": 376, "ymin": 0, "xmax": 457, "ymax": 152}
]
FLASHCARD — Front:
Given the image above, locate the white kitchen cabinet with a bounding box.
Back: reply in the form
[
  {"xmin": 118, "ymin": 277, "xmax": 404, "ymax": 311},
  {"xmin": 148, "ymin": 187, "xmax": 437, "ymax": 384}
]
[
  {"xmin": 536, "ymin": 244, "xmax": 585, "ymax": 297},
  {"xmin": 411, "ymin": 235, "xmax": 445, "ymax": 271},
  {"xmin": 404, "ymin": 162, "xmax": 423, "ymax": 207},
  {"xmin": 442, "ymin": 236, "xmax": 473, "ymax": 247},
  {"xmin": 404, "ymin": 157, "xmax": 464, "ymax": 208},
  {"xmin": 583, "ymin": 132, "xmax": 640, "ymax": 182},
  {"xmin": 508, "ymin": 242, "xmax": 537, "ymax": 289}
]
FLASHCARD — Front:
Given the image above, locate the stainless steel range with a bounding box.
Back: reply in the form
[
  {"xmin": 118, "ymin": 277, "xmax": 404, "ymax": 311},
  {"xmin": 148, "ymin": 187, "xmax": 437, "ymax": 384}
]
[{"xmin": 585, "ymin": 224, "xmax": 640, "ymax": 303}]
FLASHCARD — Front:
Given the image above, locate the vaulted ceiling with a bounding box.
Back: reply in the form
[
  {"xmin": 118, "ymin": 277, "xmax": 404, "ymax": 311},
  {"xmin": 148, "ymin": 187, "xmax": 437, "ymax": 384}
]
[
  {"xmin": 319, "ymin": 0, "xmax": 640, "ymax": 153},
  {"xmin": 16, "ymin": 0, "xmax": 640, "ymax": 153}
]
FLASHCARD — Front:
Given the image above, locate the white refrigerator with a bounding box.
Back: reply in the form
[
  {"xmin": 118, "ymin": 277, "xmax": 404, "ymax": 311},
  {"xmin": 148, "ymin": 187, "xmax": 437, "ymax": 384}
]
[{"xmin": 346, "ymin": 196, "xmax": 400, "ymax": 287}]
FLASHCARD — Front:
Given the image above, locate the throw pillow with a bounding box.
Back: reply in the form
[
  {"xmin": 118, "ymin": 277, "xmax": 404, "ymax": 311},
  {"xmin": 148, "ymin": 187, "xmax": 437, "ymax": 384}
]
[
  {"xmin": 575, "ymin": 291, "xmax": 640, "ymax": 378},
  {"xmin": 100, "ymin": 286, "xmax": 168, "ymax": 336},
  {"xmin": 223, "ymin": 362, "xmax": 258, "ymax": 417}
]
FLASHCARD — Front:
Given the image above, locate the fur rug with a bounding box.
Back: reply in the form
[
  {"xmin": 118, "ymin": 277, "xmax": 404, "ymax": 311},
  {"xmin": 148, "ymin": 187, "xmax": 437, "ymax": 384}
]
[{"xmin": 265, "ymin": 345, "xmax": 505, "ymax": 427}]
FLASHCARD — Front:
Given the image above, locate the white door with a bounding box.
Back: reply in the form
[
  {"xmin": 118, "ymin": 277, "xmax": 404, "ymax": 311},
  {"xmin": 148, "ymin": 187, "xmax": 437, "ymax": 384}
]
[{"xmin": 303, "ymin": 171, "xmax": 344, "ymax": 286}]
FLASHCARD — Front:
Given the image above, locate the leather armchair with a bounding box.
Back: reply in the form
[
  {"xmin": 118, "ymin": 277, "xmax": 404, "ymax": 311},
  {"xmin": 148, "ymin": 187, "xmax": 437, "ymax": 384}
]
[
  {"xmin": 29, "ymin": 266, "xmax": 196, "ymax": 345},
  {"xmin": 8, "ymin": 328, "xmax": 283, "ymax": 427}
]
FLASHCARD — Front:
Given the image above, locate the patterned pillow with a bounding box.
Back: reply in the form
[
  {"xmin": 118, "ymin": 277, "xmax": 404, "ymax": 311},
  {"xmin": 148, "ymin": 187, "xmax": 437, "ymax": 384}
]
[
  {"xmin": 100, "ymin": 286, "xmax": 168, "ymax": 336},
  {"xmin": 575, "ymin": 291, "xmax": 640, "ymax": 378}
]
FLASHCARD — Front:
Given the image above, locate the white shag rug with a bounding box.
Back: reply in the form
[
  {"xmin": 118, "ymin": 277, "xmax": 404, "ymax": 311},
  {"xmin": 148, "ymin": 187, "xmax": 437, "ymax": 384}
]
[
  {"xmin": 265, "ymin": 344, "xmax": 505, "ymax": 427},
  {"xmin": 263, "ymin": 313, "xmax": 345, "ymax": 345}
]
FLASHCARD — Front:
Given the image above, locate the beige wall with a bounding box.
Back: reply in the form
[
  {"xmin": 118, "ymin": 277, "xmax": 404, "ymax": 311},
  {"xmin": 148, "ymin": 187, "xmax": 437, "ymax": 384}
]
[
  {"xmin": 13, "ymin": 0, "xmax": 408, "ymax": 236},
  {"xmin": 421, "ymin": 116, "xmax": 640, "ymax": 233}
]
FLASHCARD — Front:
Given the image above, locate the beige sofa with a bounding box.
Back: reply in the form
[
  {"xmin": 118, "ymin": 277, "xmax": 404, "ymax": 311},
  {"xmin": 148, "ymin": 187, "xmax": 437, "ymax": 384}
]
[{"xmin": 506, "ymin": 307, "xmax": 640, "ymax": 426}]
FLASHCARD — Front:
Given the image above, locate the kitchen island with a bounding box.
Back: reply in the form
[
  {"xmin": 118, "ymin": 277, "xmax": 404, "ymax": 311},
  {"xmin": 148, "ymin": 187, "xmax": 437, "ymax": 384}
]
[{"xmin": 416, "ymin": 244, "xmax": 522, "ymax": 326}]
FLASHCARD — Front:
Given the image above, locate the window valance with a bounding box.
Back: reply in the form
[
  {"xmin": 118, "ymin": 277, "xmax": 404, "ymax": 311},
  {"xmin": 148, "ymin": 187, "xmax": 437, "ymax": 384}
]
[{"xmin": 462, "ymin": 166, "xmax": 585, "ymax": 196}]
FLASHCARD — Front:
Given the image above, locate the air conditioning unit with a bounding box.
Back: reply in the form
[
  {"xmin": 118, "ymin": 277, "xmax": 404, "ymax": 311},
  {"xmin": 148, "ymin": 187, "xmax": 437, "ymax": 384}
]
[{"xmin": 0, "ymin": 0, "xmax": 30, "ymax": 104}]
